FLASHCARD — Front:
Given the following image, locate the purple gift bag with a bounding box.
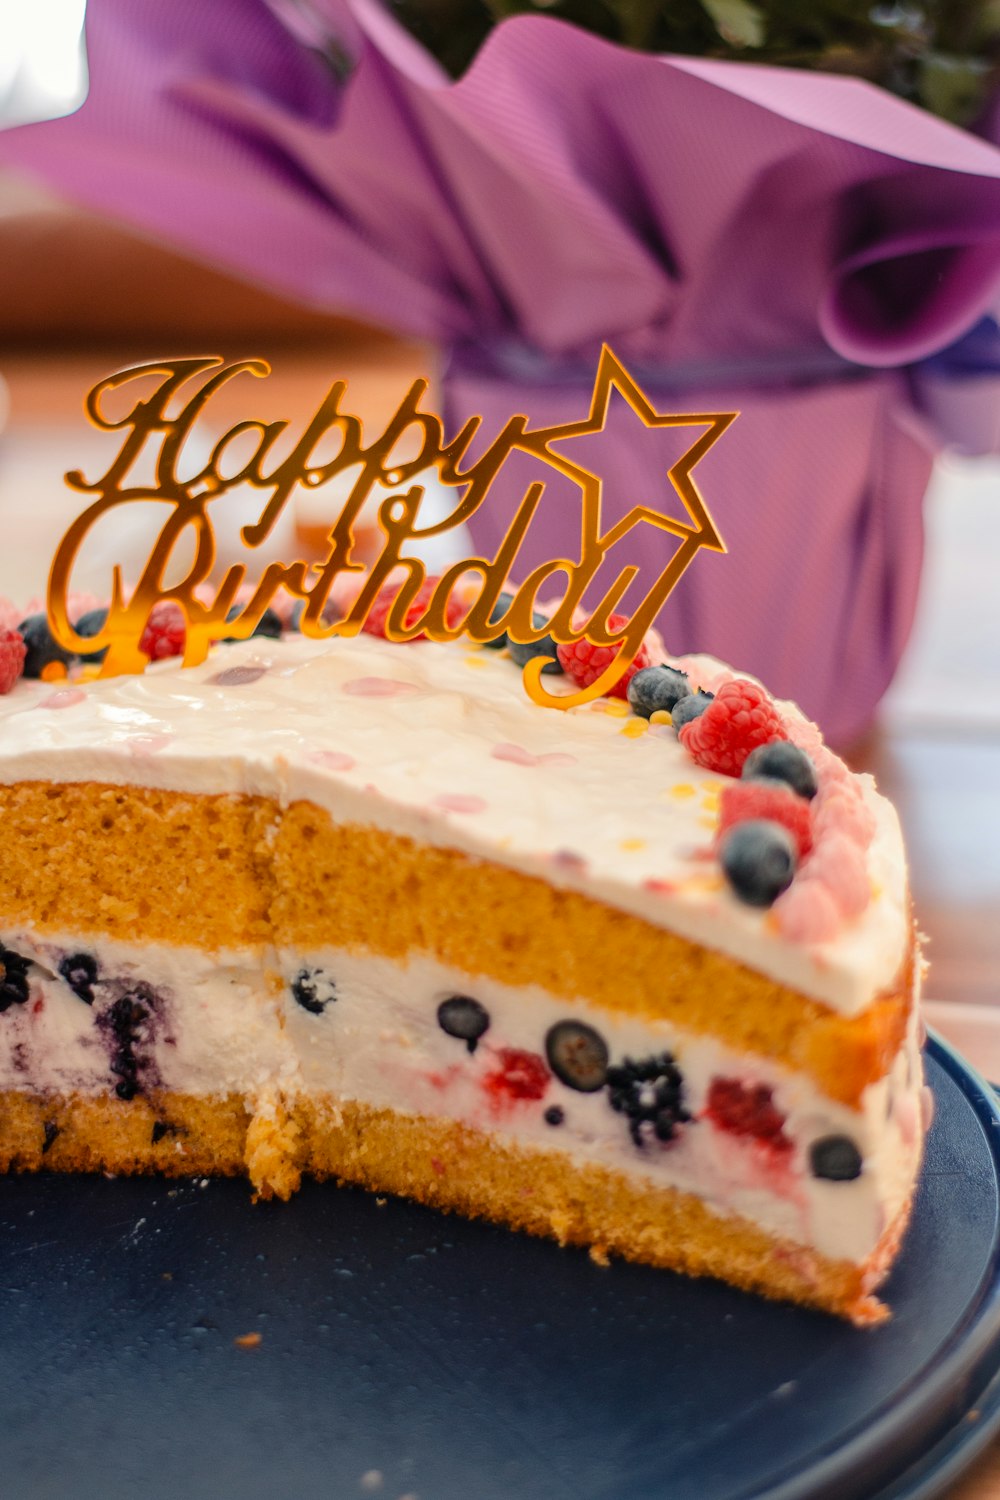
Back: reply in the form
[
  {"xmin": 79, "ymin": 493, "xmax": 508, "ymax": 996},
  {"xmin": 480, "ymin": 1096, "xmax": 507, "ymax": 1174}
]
[{"xmin": 2, "ymin": 0, "xmax": 1000, "ymax": 740}]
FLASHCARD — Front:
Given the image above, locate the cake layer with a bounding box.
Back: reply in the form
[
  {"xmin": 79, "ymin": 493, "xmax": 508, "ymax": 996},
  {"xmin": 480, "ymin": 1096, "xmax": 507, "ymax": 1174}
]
[
  {"xmin": 0, "ymin": 633, "xmax": 911, "ymax": 1015},
  {"xmin": 0, "ymin": 927, "xmax": 924, "ymax": 1266},
  {"xmin": 0, "ymin": 1090, "xmax": 909, "ymax": 1323},
  {"xmin": 0, "ymin": 784, "xmax": 913, "ymax": 1105}
]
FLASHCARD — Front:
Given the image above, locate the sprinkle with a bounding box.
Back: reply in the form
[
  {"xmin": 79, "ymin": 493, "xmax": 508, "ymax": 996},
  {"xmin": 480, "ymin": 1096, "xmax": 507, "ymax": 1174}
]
[
  {"xmin": 432, "ymin": 793, "xmax": 487, "ymax": 815},
  {"xmin": 551, "ymin": 848, "xmax": 587, "ymax": 870},
  {"xmin": 681, "ymin": 873, "xmax": 725, "ymax": 895},
  {"xmin": 620, "ymin": 718, "xmax": 647, "ymax": 739},
  {"xmin": 37, "ymin": 688, "xmax": 87, "ymax": 710},
  {"xmin": 620, "ymin": 838, "xmax": 646, "ymax": 852},
  {"xmin": 40, "ymin": 661, "xmax": 68, "ymax": 684},
  {"xmin": 491, "ymin": 743, "xmax": 576, "ymax": 769},
  {"xmin": 603, "ymin": 700, "xmax": 630, "ymax": 718},
  {"xmin": 668, "ymin": 784, "xmax": 696, "ymax": 800},
  {"xmin": 697, "ymin": 815, "xmax": 717, "ymax": 830},
  {"xmin": 342, "ymin": 676, "xmax": 420, "ymax": 698},
  {"xmin": 125, "ymin": 733, "xmax": 172, "ymax": 757},
  {"xmin": 307, "ymin": 750, "xmax": 356, "ymax": 773},
  {"xmin": 464, "ymin": 654, "xmax": 488, "ymax": 669},
  {"xmin": 644, "ymin": 877, "xmax": 678, "ymax": 895},
  {"xmin": 233, "ymin": 1331, "xmax": 262, "ymax": 1349},
  {"xmin": 649, "ymin": 709, "xmax": 672, "ymax": 725},
  {"xmin": 209, "ymin": 665, "xmax": 268, "ymax": 687}
]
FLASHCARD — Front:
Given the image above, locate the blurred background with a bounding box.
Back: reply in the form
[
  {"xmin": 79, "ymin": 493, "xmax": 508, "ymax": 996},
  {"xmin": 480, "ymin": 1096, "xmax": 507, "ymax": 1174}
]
[{"xmin": 0, "ymin": 3, "xmax": 997, "ymax": 1054}]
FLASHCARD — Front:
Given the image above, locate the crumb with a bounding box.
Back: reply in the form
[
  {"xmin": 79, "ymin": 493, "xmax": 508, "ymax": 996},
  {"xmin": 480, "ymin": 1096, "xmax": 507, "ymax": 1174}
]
[
  {"xmin": 359, "ymin": 1472, "xmax": 383, "ymax": 1493},
  {"xmin": 161, "ymin": 1272, "xmax": 173, "ymax": 1281},
  {"xmin": 233, "ymin": 1331, "xmax": 262, "ymax": 1349},
  {"xmin": 589, "ymin": 1243, "xmax": 610, "ymax": 1268},
  {"xmin": 375, "ymin": 1197, "xmax": 387, "ymax": 1206}
]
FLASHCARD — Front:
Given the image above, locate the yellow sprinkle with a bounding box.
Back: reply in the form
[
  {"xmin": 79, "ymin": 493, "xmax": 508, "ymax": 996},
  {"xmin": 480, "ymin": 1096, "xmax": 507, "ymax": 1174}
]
[
  {"xmin": 620, "ymin": 718, "xmax": 648, "ymax": 738},
  {"xmin": 697, "ymin": 815, "xmax": 718, "ymax": 830},
  {"xmin": 870, "ymin": 881, "xmax": 882, "ymax": 901},
  {"xmin": 700, "ymin": 780, "xmax": 725, "ymax": 794},
  {"xmin": 603, "ymin": 700, "xmax": 630, "ymax": 718},
  {"xmin": 463, "ymin": 654, "xmax": 488, "ymax": 670},
  {"xmin": 681, "ymin": 873, "xmax": 725, "ymax": 895},
  {"xmin": 764, "ymin": 912, "xmax": 782, "ymax": 935},
  {"xmin": 649, "ymin": 710, "xmax": 672, "ymax": 726},
  {"xmin": 620, "ymin": 838, "xmax": 647, "ymax": 852},
  {"xmin": 669, "ymin": 784, "xmax": 697, "ymax": 800}
]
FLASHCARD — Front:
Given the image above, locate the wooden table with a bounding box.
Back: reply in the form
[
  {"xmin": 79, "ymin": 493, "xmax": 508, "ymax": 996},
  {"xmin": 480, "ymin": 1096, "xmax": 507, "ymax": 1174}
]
[{"xmin": 1, "ymin": 337, "xmax": 999, "ymax": 1498}]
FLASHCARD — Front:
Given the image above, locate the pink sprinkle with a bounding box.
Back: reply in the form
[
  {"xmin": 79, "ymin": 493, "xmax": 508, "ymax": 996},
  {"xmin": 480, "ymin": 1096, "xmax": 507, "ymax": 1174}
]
[
  {"xmin": 209, "ymin": 665, "xmax": 268, "ymax": 687},
  {"xmin": 307, "ymin": 750, "xmax": 356, "ymax": 773},
  {"xmin": 644, "ymin": 878, "xmax": 678, "ymax": 896},
  {"xmin": 551, "ymin": 848, "xmax": 587, "ymax": 870},
  {"xmin": 773, "ymin": 881, "xmax": 841, "ymax": 944},
  {"xmin": 125, "ymin": 734, "xmax": 172, "ymax": 757},
  {"xmin": 539, "ymin": 752, "xmax": 577, "ymax": 768},
  {"xmin": 432, "ymin": 793, "xmax": 487, "ymax": 815},
  {"xmin": 37, "ymin": 689, "xmax": 87, "ymax": 710},
  {"xmin": 342, "ymin": 677, "xmax": 419, "ymax": 698},
  {"xmin": 492, "ymin": 742, "xmax": 537, "ymax": 766}
]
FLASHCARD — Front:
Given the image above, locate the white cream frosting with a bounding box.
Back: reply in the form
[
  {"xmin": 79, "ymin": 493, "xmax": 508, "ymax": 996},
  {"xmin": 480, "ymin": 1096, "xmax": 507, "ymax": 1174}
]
[
  {"xmin": 0, "ymin": 632, "xmax": 910, "ymax": 1015},
  {"xmin": 0, "ymin": 928, "xmax": 923, "ymax": 1266}
]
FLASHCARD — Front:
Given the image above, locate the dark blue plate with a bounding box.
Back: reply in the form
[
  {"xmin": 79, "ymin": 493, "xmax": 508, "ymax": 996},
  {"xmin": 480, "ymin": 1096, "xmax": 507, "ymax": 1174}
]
[{"xmin": 1, "ymin": 1032, "xmax": 998, "ymax": 1500}]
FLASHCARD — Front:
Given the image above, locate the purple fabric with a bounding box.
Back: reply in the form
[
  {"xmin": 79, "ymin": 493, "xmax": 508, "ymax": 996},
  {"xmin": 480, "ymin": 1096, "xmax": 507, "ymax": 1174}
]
[{"xmin": 3, "ymin": 0, "xmax": 1000, "ymax": 738}]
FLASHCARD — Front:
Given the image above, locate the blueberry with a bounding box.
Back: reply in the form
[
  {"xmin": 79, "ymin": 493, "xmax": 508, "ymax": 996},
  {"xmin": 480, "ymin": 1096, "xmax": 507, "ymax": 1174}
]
[
  {"xmin": 670, "ymin": 690, "xmax": 714, "ymax": 732},
  {"xmin": 437, "ymin": 995, "xmax": 490, "ymax": 1053},
  {"xmin": 74, "ymin": 608, "xmax": 109, "ymax": 664},
  {"xmin": 544, "ymin": 1105, "xmax": 565, "ymax": 1126},
  {"xmin": 606, "ymin": 1052, "xmax": 691, "ymax": 1147},
  {"xmin": 151, "ymin": 1120, "xmax": 173, "ymax": 1144},
  {"xmin": 222, "ymin": 605, "xmax": 283, "ymax": 642},
  {"xmin": 59, "ymin": 952, "xmax": 98, "ymax": 1005},
  {"xmin": 41, "ymin": 1121, "xmax": 60, "ymax": 1155},
  {"xmin": 719, "ymin": 820, "xmax": 796, "ymax": 908},
  {"xmin": 0, "ymin": 946, "xmax": 30, "ymax": 1012},
  {"xmin": 810, "ymin": 1135, "xmax": 863, "ymax": 1182},
  {"xmin": 507, "ymin": 614, "xmax": 564, "ymax": 676},
  {"xmin": 743, "ymin": 741, "xmax": 818, "ymax": 800},
  {"xmin": 99, "ymin": 990, "xmax": 153, "ymax": 1102},
  {"xmin": 545, "ymin": 1021, "xmax": 609, "ymax": 1092},
  {"xmin": 292, "ymin": 969, "xmax": 337, "ymax": 1015},
  {"xmin": 482, "ymin": 591, "xmax": 514, "ymax": 649},
  {"xmin": 627, "ymin": 665, "xmax": 690, "ymax": 719},
  {"xmin": 17, "ymin": 613, "xmax": 75, "ymax": 679}
]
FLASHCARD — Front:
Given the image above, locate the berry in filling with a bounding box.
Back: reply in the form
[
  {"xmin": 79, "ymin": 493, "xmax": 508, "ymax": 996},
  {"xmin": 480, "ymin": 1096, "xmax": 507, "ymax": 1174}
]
[
  {"xmin": 606, "ymin": 1052, "xmax": 690, "ymax": 1148},
  {"xmin": 545, "ymin": 1020, "xmax": 609, "ymax": 1092},
  {"xmin": 437, "ymin": 995, "xmax": 490, "ymax": 1053}
]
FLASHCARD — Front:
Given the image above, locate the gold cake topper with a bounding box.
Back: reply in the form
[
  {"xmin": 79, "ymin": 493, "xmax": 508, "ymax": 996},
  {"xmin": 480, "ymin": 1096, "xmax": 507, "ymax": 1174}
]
[{"xmin": 47, "ymin": 347, "xmax": 736, "ymax": 708}]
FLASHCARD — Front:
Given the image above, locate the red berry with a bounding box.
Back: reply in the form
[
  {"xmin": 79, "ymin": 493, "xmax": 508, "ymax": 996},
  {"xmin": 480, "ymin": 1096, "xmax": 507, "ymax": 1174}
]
[
  {"xmin": 705, "ymin": 1077, "xmax": 791, "ymax": 1150},
  {"xmin": 556, "ymin": 614, "xmax": 651, "ymax": 699},
  {"xmin": 679, "ymin": 678, "xmax": 787, "ymax": 776},
  {"xmin": 0, "ymin": 629, "xmax": 26, "ymax": 695},
  {"xmin": 362, "ymin": 576, "xmax": 464, "ymax": 641},
  {"xmin": 483, "ymin": 1047, "xmax": 550, "ymax": 1103},
  {"xmin": 718, "ymin": 779, "xmax": 813, "ymax": 858},
  {"xmin": 140, "ymin": 602, "xmax": 186, "ymax": 662}
]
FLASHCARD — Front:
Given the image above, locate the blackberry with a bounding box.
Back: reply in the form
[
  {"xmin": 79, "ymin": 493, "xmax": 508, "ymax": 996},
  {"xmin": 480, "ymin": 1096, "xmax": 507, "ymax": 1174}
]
[
  {"xmin": 743, "ymin": 741, "xmax": 818, "ymax": 800},
  {"xmin": 810, "ymin": 1134, "xmax": 863, "ymax": 1182},
  {"xmin": 626, "ymin": 665, "xmax": 690, "ymax": 719},
  {"xmin": 437, "ymin": 995, "xmax": 490, "ymax": 1053},
  {"xmin": 0, "ymin": 946, "xmax": 30, "ymax": 1012},
  {"xmin": 670, "ymin": 690, "xmax": 714, "ymax": 732},
  {"xmin": 606, "ymin": 1052, "xmax": 691, "ymax": 1148},
  {"xmin": 720, "ymin": 820, "xmax": 796, "ymax": 908},
  {"xmin": 17, "ymin": 613, "xmax": 75, "ymax": 680},
  {"xmin": 545, "ymin": 1020, "xmax": 609, "ymax": 1092},
  {"xmin": 291, "ymin": 968, "xmax": 337, "ymax": 1015},
  {"xmin": 74, "ymin": 607, "xmax": 110, "ymax": 663},
  {"xmin": 59, "ymin": 952, "xmax": 99, "ymax": 1005},
  {"xmin": 222, "ymin": 605, "xmax": 283, "ymax": 642},
  {"xmin": 482, "ymin": 591, "xmax": 514, "ymax": 649},
  {"xmin": 507, "ymin": 615, "xmax": 564, "ymax": 676},
  {"xmin": 98, "ymin": 989, "xmax": 154, "ymax": 1101}
]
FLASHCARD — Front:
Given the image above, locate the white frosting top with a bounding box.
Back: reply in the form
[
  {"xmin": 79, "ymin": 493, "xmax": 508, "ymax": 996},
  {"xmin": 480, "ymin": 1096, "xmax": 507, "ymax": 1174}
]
[{"xmin": 0, "ymin": 633, "xmax": 910, "ymax": 1015}]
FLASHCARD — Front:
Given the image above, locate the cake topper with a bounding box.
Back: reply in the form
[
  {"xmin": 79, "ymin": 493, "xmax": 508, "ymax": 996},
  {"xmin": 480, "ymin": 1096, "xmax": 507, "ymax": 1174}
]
[{"xmin": 47, "ymin": 348, "xmax": 736, "ymax": 708}]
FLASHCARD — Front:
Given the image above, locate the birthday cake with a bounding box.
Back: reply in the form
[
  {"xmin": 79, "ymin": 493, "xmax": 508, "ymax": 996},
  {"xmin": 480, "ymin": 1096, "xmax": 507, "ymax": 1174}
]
[{"xmin": 0, "ymin": 597, "xmax": 922, "ymax": 1323}]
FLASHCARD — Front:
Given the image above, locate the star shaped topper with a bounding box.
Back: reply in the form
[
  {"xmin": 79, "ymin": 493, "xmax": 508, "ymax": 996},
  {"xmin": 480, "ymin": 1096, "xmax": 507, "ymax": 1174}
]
[{"xmin": 46, "ymin": 347, "xmax": 737, "ymax": 708}]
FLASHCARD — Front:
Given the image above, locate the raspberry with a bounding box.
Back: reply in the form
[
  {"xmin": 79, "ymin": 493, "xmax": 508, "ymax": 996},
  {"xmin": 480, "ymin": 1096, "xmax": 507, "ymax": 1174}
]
[
  {"xmin": 0, "ymin": 629, "xmax": 26, "ymax": 694},
  {"xmin": 718, "ymin": 778, "xmax": 813, "ymax": 858},
  {"xmin": 483, "ymin": 1047, "xmax": 550, "ymax": 1103},
  {"xmin": 705, "ymin": 1077, "xmax": 791, "ymax": 1149},
  {"xmin": 678, "ymin": 678, "xmax": 787, "ymax": 776},
  {"xmin": 362, "ymin": 575, "xmax": 464, "ymax": 641},
  {"xmin": 556, "ymin": 614, "xmax": 651, "ymax": 699},
  {"xmin": 805, "ymin": 831, "xmax": 870, "ymax": 918},
  {"xmin": 140, "ymin": 602, "xmax": 186, "ymax": 662}
]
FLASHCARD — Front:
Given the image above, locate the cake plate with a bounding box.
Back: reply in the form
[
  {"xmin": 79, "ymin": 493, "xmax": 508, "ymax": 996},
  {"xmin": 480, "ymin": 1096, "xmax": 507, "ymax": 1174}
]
[{"xmin": 1, "ymin": 1030, "xmax": 999, "ymax": 1500}]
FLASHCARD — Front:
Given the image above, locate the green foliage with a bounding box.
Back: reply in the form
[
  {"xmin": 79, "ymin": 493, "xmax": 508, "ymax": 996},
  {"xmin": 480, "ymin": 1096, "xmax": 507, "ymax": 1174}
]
[{"xmin": 390, "ymin": 0, "xmax": 1000, "ymax": 124}]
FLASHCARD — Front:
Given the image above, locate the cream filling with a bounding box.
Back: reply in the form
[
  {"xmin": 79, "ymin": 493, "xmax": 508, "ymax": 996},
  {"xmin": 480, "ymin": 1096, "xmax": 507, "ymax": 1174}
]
[
  {"xmin": 0, "ymin": 633, "xmax": 911, "ymax": 1016},
  {"xmin": 0, "ymin": 928, "xmax": 923, "ymax": 1265}
]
